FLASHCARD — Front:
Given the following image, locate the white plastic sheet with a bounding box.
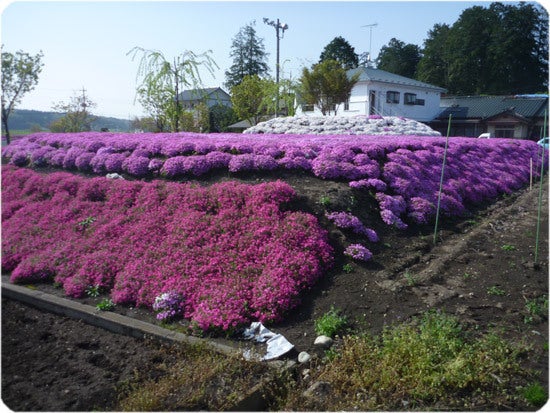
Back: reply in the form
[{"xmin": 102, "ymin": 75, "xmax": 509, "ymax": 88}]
[{"xmin": 243, "ymin": 321, "xmax": 294, "ymax": 361}]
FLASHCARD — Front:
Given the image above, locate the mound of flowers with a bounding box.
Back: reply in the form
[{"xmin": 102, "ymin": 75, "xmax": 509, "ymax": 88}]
[
  {"xmin": 243, "ymin": 115, "xmax": 442, "ymax": 136},
  {"xmin": 2, "ymin": 165, "xmax": 333, "ymax": 330},
  {"xmin": 2, "ymin": 132, "xmax": 545, "ymax": 228}
]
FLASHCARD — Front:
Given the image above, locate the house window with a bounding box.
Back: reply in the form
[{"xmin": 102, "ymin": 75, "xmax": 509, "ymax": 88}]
[
  {"xmin": 414, "ymin": 98, "xmax": 425, "ymax": 106},
  {"xmin": 404, "ymin": 93, "xmax": 417, "ymax": 105},
  {"xmin": 386, "ymin": 91, "xmax": 400, "ymax": 104},
  {"xmin": 494, "ymin": 124, "xmax": 515, "ymax": 138},
  {"xmin": 344, "ymin": 98, "xmax": 350, "ymax": 111},
  {"xmin": 302, "ymin": 104, "xmax": 314, "ymax": 112}
]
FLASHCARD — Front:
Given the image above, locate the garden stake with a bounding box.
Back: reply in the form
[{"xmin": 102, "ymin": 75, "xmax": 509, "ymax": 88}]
[
  {"xmin": 534, "ymin": 110, "xmax": 547, "ymax": 263},
  {"xmin": 433, "ymin": 114, "xmax": 452, "ymax": 245}
]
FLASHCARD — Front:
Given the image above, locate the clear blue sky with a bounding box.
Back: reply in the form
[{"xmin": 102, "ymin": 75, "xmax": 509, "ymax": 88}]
[{"xmin": 2, "ymin": 0, "xmax": 499, "ymax": 119}]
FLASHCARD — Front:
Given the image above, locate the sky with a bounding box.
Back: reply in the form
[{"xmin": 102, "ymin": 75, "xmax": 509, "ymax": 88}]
[{"xmin": 1, "ymin": 0, "xmax": 506, "ymax": 119}]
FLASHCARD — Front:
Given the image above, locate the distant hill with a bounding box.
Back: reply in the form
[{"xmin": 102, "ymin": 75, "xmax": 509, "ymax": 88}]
[{"xmin": 7, "ymin": 109, "xmax": 131, "ymax": 132}]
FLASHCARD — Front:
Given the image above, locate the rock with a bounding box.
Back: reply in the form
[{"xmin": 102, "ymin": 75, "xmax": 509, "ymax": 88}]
[
  {"xmin": 314, "ymin": 335, "xmax": 333, "ymax": 348},
  {"xmin": 303, "ymin": 381, "xmax": 332, "ymax": 399},
  {"xmin": 298, "ymin": 351, "xmax": 311, "ymax": 363},
  {"xmin": 106, "ymin": 173, "xmax": 124, "ymax": 180}
]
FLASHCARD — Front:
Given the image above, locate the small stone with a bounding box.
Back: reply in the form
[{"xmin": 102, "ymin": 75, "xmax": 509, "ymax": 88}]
[
  {"xmin": 314, "ymin": 335, "xmax": 333, "ymax": 348},
  {"xmin": 298, "ymin": 351, "xmax": 311, "ymax": 363},
  {"xmin": 303, "ymin": 381, "xmax": 332, "ymax": 399}
]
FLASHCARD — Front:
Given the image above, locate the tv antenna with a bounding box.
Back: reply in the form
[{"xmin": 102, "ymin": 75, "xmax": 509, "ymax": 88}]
[{"xmin": 361, "ymin": 23, "xmax": 378, "ymax": 65}]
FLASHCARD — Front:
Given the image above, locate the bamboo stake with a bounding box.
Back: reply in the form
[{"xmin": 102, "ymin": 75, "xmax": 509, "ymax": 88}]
[
  {"xmin": 534, "ymin": 110, "xmax": 547, "ymax": 263},
  {"xmin": 433, "ymin": 114, "xmax": 452, "ymax": 245}
]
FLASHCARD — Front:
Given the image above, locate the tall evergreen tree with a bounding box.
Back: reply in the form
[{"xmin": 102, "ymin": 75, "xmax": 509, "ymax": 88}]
[
  {"xmin": 225, "ymin": 22, "xmax": 269, "ymax": 89},
  {"xmin": 416, "ymin": 24, "xmax": 451, "ymax": 88},
  {"xmin": 417, "ymin": 2, "xmax": 548, "ymax": 94},
  {"xmin": 376, "ymin": 38, "xmax": 421, "ymax": 78},
  {"xmin": 319, "ymin": 36, "xmax": 359, "ymax": 70}
]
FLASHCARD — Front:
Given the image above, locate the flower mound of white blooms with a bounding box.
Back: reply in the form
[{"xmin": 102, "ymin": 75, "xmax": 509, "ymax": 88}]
[{"xmin": 243, "ymin": 115, "xmax": 441, "ymax": 136}]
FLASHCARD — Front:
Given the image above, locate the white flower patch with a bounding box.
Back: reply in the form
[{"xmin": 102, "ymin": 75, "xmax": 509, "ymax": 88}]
[{"xmin": 244, "ymin": 115, "xmax": 441, "ymax": 137}]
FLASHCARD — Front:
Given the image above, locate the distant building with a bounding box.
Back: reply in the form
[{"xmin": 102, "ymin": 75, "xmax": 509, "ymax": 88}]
[
  {"xmin": 176, "ymin": 87, "xmax": 232, "ymax": 109},
  {"xmin": 429, "ymin": 95, "xmax": 549, "ymax": 140},
  {"xmin": 296, "ymin": 67, "xmax": 446, "ymax": 122}
]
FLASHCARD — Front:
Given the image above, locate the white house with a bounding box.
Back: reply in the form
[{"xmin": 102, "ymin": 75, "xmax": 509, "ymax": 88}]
[{"xmin": 296, "ymin": 67, "xmax": 446, "ymax": 122}]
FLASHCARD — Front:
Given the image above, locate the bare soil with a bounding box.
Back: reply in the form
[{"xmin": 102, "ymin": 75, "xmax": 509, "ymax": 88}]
[{"xmin": 1, "ymin": 169, "xmax": 548, "ymax": 411}]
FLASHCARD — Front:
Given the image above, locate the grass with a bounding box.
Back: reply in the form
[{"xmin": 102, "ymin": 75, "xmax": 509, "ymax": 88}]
[
  {"xmin": 116, "ymin": 342, "xmax": 268, "ymax": 411},
  {"xmin": 487, "ymin": 285, "xmax": 506, "ymax": 296},
  {"xmin": 276, "ymin": 311, "xmax": 535, "ymax": 410},
  {"xmin": 521, "ymin": 382, "xmax": 547, "ymax": 407},
  {"xmin": 314, "ymin": 306, "xmax": 348, "ymax": 338}
]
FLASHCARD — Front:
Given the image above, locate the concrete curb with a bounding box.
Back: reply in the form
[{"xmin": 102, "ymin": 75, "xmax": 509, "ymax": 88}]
[{"xmin": 2, "ymin": 282, "xmax": 295, "ymax": 410}]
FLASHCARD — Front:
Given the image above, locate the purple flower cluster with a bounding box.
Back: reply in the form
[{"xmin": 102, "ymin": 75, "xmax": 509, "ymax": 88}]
[
  {"xmin": 344, "ymin": 244, "xmax": 373, "ymax": 261},
  {"xmin": 325, "ymin": 211, "xmax": 378, "ymax": 241},
  {"xmin": 152, "ymin": 291, "xmax": 185, "ymax": 321},
  {"xmin": 2, "ymin": 165, "xmax": 333, "ymax": 331},
  {"xmin": 2, "ymin": 132, "xmax": 545, "ymax": 227}
]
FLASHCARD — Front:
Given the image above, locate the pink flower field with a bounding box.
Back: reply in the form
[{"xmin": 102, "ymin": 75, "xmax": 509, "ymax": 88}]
[
  {"xmin": 1, "ymin": 131, "xmax": 546, "ymax": 331},
  {"xmin": 2, "ymin": 165, "xmax": 333, "ymax": 330}
]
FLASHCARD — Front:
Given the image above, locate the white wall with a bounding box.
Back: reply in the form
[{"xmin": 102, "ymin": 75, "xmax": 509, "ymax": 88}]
[{"xmin": 297, "ymin": 80, "xmax": 443, "ymax": 122}]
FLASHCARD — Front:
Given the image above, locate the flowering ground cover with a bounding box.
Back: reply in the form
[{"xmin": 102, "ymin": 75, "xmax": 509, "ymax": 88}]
[
  {"xmin": 3, "ymin": 131, "xmax": 545, "ymax": 228},
  {"xmin": 2, "ymin": 165, "xmax": 333, "ymax": 330}
]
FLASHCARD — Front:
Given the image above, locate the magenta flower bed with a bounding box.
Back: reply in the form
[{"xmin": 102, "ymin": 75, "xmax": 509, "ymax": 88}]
[
  {"xmin": 2, "ymin": 132, "xmax": 545, "ymax": 227},
  {"xmin": 2, "ymin": 165, "xmax": 333, "ymax": 330}
]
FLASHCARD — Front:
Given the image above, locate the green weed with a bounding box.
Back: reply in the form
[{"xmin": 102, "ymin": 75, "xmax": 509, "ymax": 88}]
[
  {"xmin": 314, "ymin": 307, "xmax": 348, "ymax": 338},
  {"xmin": 487, "ymin": 285, "xmax": 505, "ymax": 296},
  {"xmin": 501, "ymin": 244, "xmax": 516, "ymax": 251},
  {"xmin": 285, "ymin": 311, "xmax": 531, "ymax": 410},
  {"xmin": 342, "ymin": 263, "xmax": 354, "ymax": 273},
  {"xmin": 524, "ymin": 295, "xmax": 548, "ymax": 324},
  {"xmin": 96, "ymin": 298, "xmax": 115, "ymax": 311},
  {"xmin": 521, "ymin": 383, "xmax": 547, "ymax": 407}
]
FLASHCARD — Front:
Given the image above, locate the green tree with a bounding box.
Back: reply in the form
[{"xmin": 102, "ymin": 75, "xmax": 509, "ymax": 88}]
[
  {"xmin": 49, "ymin": 89, "xmax": 97, "ymax": 132},
  {"xmin": 230, "ymin": 75, "xmax": 271, "ymax": 126},
  {"xmin": 416, "ymin": 24, "xmax": 451, "ymax": 88},
  {"xmin": 1, "ymin": 48, "xmax": 44, "ymax": 144},
  {"xmin": 319, "ymin": 36, "xmax": 359, "ymax": 70},
  {"xmin": 299, "ymin": 59, "xmax": 359, "ymax": 116},
  {"xmin": 225, "ymin": 22, "xmax": 269, "ymax": 89},
  {"xmin": 128, "ymin": 47, "xmax": 217, "ymax": 132},
  {"xmin": 208, "ymin": 104, "xmax": 238, "ymax": 132},
  {"xmin": 417, "ymin": 2, "xmax": 548, "ymax": 94},
  {"xmin": 376, "ymin": 38, "xmax": 421, "ymax": 79}
]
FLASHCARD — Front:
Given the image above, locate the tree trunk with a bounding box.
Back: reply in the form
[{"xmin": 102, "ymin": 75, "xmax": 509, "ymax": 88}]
[{"xmin": 2, "ymin": 107, "xmax": 11, "ymax": 145}]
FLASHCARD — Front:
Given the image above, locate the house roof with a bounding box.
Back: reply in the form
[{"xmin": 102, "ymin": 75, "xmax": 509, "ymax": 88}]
[
  {"xmin": 437, "ymin": 95, "xmax": 549, "ymax": 120},
  {"xmin": 347, "ymin": 67, "xmax": 447, "ymax": 92},
  {"xmin": 177, "ymin": 87, "xmax": 230, "ymax": 102}
]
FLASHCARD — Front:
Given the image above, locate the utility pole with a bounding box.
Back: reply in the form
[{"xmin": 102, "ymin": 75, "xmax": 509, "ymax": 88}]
[{"xmin": 263, "ymin": 17, "xmax": 288, "ymax": 117}]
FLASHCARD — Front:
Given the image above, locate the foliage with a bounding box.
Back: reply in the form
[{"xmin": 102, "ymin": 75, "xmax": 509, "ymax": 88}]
[
  {"xmin": 225, "ymin": 21, "xmax": 269, "ymax": 89},
  {"xmin": 96, "ymin": 298, "xmax": 115, "ymax": 311},
  {"xmin": 314, "ymin": 306, "xmax": 348, "ymax": 337},
  {"xmin": 376, "ymin": 37, "xmax": 421, "ymax": 79},
  {"xmin": 49, "ymin": 89, "xmax": 97, "ymax": 133},
  {"xmin": 2, "ymin": 166, "xmax": 333, "ymax": 331},
  {"xmin": 208, "ymin": 103, "xmax": 238, "ymax": 132},
  {"xmin": 299, "ymin": 60, "xmax": 359, "ymax": 115},
  {"xmin": 1, "ymin": 47, "xmax": 44, "ymax": 143},
  {"xmin": 319, "ymin": 36, "xmax": 359, "ymax": 70},
  {"xmin": 521, "ymin": 382, "xmax": 547, "ymax": 407},
  {"xmin": 116, "ymin": 342, "xmax": 268, "ymax": 411},
  {"xmin": 230, "ymin": 75, "xmax": 273, "ymax": 126},
  {"xmin": 128, "ymin": 46, "xmax": 218, "ymax": 132},
  {"xmin": 416, "ymin": 2, "xmax": 548, "ymax": 94},
  {"xmin": 294, "ymin": 312, "xmax": 531, "ymax": 410}
]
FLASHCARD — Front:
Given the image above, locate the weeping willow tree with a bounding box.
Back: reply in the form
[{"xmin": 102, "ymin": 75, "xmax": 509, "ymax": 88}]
[{"xmin": 127, "ymin": 47, "xmax": 218, "ymax": 132}]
